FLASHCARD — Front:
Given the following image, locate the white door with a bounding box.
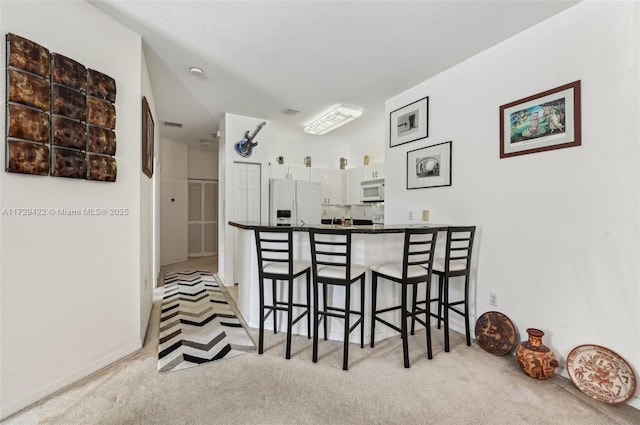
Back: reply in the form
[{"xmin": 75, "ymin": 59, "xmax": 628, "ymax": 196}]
[{"xmin": 188, "ymin": 180, "xmax": 218, "ymax": 257}]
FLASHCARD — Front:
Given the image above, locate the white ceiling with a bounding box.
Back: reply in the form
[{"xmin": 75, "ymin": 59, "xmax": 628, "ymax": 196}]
[{"xmin": 89, "ymin": 0, "xmax": 579, "ymax": 149}]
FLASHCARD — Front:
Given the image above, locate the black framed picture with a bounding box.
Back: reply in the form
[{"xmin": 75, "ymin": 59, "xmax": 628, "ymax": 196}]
[
  {"xmin": 142, "ymin": 96, "xmax": 154, "ymax": 178},
  {"xmin": 407, "ymin": 141, "xmax": 451, "ymax": 190},
  {"xmin": 500, "ymin": 80, "xmax": 581, "ymax": 158},
  {"xmin": 390, "ymin": 96, "xmax": 428, "ymax": 148}
]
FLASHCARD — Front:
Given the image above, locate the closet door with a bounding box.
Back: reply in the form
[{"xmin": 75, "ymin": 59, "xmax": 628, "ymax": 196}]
[{"xmin": 188, "ymin": 180, "xmax": 218, "ymax": 257}]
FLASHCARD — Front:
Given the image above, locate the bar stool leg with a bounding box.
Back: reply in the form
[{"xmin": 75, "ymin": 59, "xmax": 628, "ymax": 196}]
[
  {"xmin": 437, "ymin": 276, "xmax": 444, "ymax": 329},
  {"xmin": 343, "ymin": 284, "xmax": 351, "ymax": 371},
  {"xmin": 464, "ymin": 275, "xmax": 471, "ymax": 346},
  {"xmin": 443, "ymin": 278, "xmax": 450, "ymax": 352},
  {"xmin": 312, "ymin": 280, "xmax": 319, "ymax": 363},
  {"xmin": 272, "ymin": 279, "xmax": 278, "ymax": 334},
  {"xmin": 285, "ymin": 278, "xmax": 294, "ymax": 359},
  {"xmin": 306, "ymin": 270, "xmax": 311, "ymax": 339},
  {"xmin": 410, "ymin": 283, "xmax": 418, "ymax": 335},
  {"xmin": 401, "ymin": 283, "xmax": 409, "ymax": 368},
  {"xmin": 323, "ymin": 284, "xmax": 328, "ymax": 340},
  {"xmin": 426, "ymin": 278, "xmax": 433, "ymax": 359},
  {"xmin": 360, "ymin": 276, "xmax": 365, "ymax": 349},
  {"xmin": 258, "ymin": 279, "xmax": 265, "ymax": 355},
  {"xmin": 370, "ymin": 273, "xmax": 378, "ymax": 348}
]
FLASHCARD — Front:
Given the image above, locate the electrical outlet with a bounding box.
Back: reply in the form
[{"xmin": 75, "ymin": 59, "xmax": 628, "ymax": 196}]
[
  {"xmin": 422, "ymin": 209, "xmax": 430, "ymax": 221},
  {"xmin": 409, "ymin": 211, "xmax": 414, "ymax": 220},
  {"xmin": 489, "ymin": 292, "xmax": 497, "ymax": 306}
]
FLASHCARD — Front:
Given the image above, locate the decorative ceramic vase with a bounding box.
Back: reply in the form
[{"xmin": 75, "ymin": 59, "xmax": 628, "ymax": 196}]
[{"xmin": 515, "ymin": 328, "xmax": 559, "ymax": 380}]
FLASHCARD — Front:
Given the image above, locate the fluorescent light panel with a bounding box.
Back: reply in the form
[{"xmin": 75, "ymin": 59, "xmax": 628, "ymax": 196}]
[{"xmin": 303, "ymin": 104, "xmax": 362, "ymax": 135}]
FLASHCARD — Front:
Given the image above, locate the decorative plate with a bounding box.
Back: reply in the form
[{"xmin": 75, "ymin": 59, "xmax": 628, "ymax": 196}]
[
  {"xmin": 474, "ymin": 311, "xmax": 517, "ymax": 355},
  {"xmin": 567, "ymin": 344, "xmax": 637, "ymax": 405}
]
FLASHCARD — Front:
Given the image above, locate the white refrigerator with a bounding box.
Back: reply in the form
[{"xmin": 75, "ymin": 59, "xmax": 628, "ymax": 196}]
[{"xmin": 269, "ymin": 179, "xmax": 322, "ymax": 225}]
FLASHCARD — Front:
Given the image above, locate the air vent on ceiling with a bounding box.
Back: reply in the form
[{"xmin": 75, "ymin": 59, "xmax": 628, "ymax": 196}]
[
  {"xmin": 163, "ymin": 121, "xmax": 183, "ymax": 128},
  {"xmin": 281, "ymin": 108, "xmax": 300, "ymax": 115}
]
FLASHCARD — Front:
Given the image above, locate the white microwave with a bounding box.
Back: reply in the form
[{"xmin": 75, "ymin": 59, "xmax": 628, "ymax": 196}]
[{"xmin": 361, "ymin": 178, "xmax": 384, "ymax": 202}]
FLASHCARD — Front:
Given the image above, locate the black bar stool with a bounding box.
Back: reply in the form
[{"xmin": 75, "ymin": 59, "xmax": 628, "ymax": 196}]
[
  {"xmin": 414, "ymin": 226, "xmax": 475, "ymax": 352},
  {"xmin": 309, "ymin": 228, "xmax": 366, "ymax": 371},
  {"xmin": 370, "ymin": 228, "xmax": 438, "ymax": 367},
  {"xmin": 254, "ymin": 227, "xmax": 311, "ymax": 359}
]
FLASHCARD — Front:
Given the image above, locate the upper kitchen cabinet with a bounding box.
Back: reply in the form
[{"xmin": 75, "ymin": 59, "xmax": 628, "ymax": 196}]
[
  {"xmin": 363, "ymin": 161, "xmax": 384, "ymax": 180},
  {"xmin": 310, "ymin": 168, "xmax": 343, "ymax": 205},
  {"xmin": 270, "ymin": 163, "xmax": 310, "ymax": 180},
  {"xmin": 344, "ymin": 166, "xmax": 364, "ymax": 205}
]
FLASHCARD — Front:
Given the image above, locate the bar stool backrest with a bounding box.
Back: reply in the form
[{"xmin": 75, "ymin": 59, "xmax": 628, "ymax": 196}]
[
  {"xmin": 254, "ymin": 227, "xmax": 294, "ymax": 278},
  {"xmin": 442, "ymin": 226, "xmax": 476, "ymax": 275},
  {"xmin": 402, "ymin": 228, "xmax": 439, "ymax": 280},
  {"xmin": 309, "ymin": 228, "xmax": 353, "ymax": 284}
]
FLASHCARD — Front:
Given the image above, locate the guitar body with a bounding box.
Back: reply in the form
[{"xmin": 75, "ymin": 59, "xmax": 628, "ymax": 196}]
[{"xmin": 234, "ymin": 122, "xmax": 266, "ymax": 158}]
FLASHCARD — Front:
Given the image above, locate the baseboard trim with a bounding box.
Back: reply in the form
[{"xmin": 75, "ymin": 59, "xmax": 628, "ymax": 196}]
[{"xmin": 0, "ymin": 340, "xmax": 141, "ymax": 420}]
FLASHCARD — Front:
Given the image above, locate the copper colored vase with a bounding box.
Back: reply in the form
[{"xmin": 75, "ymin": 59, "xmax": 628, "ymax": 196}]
[{"xmin": 515, "ymin": 328, "xmax": 559, "ymax": 380}]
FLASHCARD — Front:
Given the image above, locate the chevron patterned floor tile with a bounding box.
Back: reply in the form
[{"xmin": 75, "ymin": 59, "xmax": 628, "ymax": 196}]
[{"xmin": 158, "ymin": 271, "xmax": 255, "ymax": 372}]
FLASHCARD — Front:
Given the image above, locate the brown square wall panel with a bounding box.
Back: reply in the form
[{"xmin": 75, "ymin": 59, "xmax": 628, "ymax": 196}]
[
  {"xmin": 88, "ymin": 97, "xmax": 116, "ymax": 129},
  {"xmin": 52, "ymin": 147, "xmax": 87, "ymax": 179},
  {"xmin": 53, "ymin": 116, "xmax": 87, "ymax": 150},
  {"xmin": 52, "ymin": 53, "xmax": 87, "ymax": 92},
  {"xmin": 88, "ymin": 154, "xmax": 117, "ymax": 182},
  {"xmin": 88, "ymin": 126, "xmax": 116, "ymax": 155},
  {"xmin": 88, "ymin": 69, "xmax": 116, "ymax": 103},
  {"xmin": 7, "ymin": 104, "xmax": 50, "ymax": 144},
  {"xmin": 8, "ymin": 69, "xmax": 50, "ymax": 110},
  {"xmin": 7, "ymin": 33, "xmax": 50, "ymax": 78},
  {"xmin": 52, "ymin": 84, "xmax": 86, "ymax": 121},
  {"xmin": 6, "ymin": 140, "xmax": 50, "ymax": 175}
]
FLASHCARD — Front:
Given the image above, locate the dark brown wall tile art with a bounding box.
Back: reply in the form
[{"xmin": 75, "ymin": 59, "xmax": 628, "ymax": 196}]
[
  {"xmin": 8, "ymin": 104, "xmax": 50, "ymax": 143},
  {"xmin": 88, "ymin": 126, "xmax": 116, "ymax": 155},
  {"xmin": 53, "ymin": 116, "xmax": 86, "ymax": 149},
  {"xmin": 8, "ymin": 69, "xmax": 51, "ymax": 110},
  {"xmin": 7, "ymin": 140, "xmax": 50, "ymax": 175},
  {"xmin": 5, "ymin": 33, "xmax": 117, "ymax": 181},
  {"xmin": 88, "ymin": 97, "xmax": 116, "ymax": 129},
  {"xmin": 88, "ymin": 69, "xmax": 116, "ymax": 103},
  {"xmin": 88, "ymin": 154, "xmax": 117, "ymax": 182},
  {"xmin": 7, "ymin": 33, "xmax": 50, "ymax": 78},
  {"xmin": 52, "ymin": 53, "xmax": 86, "ymax": 92},
  {"xmin": 52, "ymin": 147, "xmax": 87, "ymax": 178}
]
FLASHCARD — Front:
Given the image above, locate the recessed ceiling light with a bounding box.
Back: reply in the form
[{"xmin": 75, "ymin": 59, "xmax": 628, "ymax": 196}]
[{"xmin": 189, "ymin": 66, "xmax": 205, "ymax": 77}]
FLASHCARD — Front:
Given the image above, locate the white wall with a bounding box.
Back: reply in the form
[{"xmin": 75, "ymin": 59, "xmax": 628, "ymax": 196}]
[
  {"xmin": 0, "ymin": 1, "xmax": 146, "ymax": 418},
  {"xmin": 160, "ymin": 138, "xmax": 188, "ymax": 266},
  {"xmin": 188, "ymin": 146, "xmax": 218, "ymax": 180},
  {"xmin": 219, "ymin": 114, "xmax": 270, "ymax": 286},
  {"xmin": 269, "ymin": 117, "xmax": 385, "ymax": 171},
  {"xmin": 140, "ymin": 49, "xmax": 159, "ymax": 339},
  {"xmin": 385, "ymin": 1, "xmax": 639, "ymax": 407}
]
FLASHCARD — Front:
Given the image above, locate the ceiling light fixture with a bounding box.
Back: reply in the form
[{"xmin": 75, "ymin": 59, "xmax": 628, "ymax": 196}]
[
  {"xmin": 189, "ymin": 66, "xmax": 205, "ymax": 77},
  {"xmin": 303, "ymin": 104, "xmax": 362, "ymax": 135}
]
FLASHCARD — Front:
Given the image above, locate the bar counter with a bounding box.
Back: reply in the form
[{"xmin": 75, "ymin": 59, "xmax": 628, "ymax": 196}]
[{"xmin": 228, "ymin": 220, "xmax": 448, "ymax": 344}]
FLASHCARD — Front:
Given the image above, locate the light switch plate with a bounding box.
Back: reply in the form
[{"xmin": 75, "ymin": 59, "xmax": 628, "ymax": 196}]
[{"xmin": 422, "ymin": 209, "xmax": 429, "ymax": 221}]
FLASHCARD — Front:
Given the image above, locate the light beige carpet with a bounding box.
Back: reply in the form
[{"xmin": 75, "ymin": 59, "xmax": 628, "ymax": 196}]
[{"xmin": 3, "ymin": 293, "xmax": 640, "ymax": 424}]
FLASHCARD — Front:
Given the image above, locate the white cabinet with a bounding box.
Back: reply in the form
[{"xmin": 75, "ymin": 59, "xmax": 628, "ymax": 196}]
[
  {"xmin": 345, "ymin": 167, "xmax": 364, "ymax": 205},
  {"xmin": 270, "ymin": 164, "xmax": 310, "ymax": 180},
  {"xmin": 363, "ymin": 161, "xmax": 384, "ymax": 180},
  {"xmin": 310, "ymin": 168, "xmax": 343, "ymax": 205}
]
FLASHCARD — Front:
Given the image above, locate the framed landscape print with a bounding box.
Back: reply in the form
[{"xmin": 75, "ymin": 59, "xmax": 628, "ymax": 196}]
[
  {"xmin": 500, "ymin": 80, "xmax": 581, "ymax": 158},
  {"xmin": 390, "ymin": 96, "xmax": 428, "ymax": 147},
  {"xmin": 407, "ymin": 141, "xmax": 451, "ymax": 190},
  {"xmin": 142, "ymin": 96, "xmax": 154, "ymax": 178}
]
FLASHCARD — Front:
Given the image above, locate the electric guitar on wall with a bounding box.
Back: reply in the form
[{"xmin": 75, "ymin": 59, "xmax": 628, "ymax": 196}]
[{"xmin": 234, "ymin": 121, "xmax": 266, "ymax": 158}]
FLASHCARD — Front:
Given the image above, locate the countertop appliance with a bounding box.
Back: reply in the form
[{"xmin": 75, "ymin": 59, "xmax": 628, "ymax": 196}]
[
  {"xmin": 276, "ymin": 209, "xmax": 292, "ymax": 226},
  {"xmin": 361, "ymin": 178, "xmax": 384, "ymax": 202},
  {"xmin": 269, "ymin": 179, "xmax": 321, "ymax": 226}
]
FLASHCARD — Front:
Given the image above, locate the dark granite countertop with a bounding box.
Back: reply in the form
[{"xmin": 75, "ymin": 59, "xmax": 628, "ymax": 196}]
[{"xmin": 228, "ymin": 221, "xmax": 447, "ymax": 234}]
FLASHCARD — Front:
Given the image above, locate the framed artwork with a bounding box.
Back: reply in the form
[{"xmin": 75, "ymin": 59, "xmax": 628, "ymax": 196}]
[
  {"xmin": 390, "ymin": 96, "xmax": 428, "ymax": 147},
  {"xmin": 407, "ymin": 141, "xmax": 451, "ymax": 190},
  {"xmin": 142, "ymin": 96, "xmax": 154, "ymax": 178},
  {"xmin": 500, "ymin": 80, "xmax": 581, "ymax": 158}
]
